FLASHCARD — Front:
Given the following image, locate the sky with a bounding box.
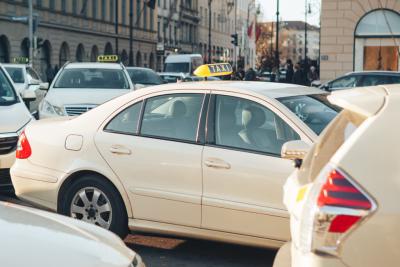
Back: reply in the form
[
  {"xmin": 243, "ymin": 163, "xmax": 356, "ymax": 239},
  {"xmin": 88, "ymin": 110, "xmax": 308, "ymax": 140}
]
[{"xmin": 256, "ymin": 0, "xmax": 321, "ymax": 26}]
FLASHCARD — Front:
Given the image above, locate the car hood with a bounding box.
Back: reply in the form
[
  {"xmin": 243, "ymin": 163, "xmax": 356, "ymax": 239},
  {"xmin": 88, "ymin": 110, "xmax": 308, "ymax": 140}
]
[
  {"xmin": 0, "ymin": 202, "xmax": 135, "ymax": 267},
  {"xmin": 45, "ymin": 88, "xmax": 132, "ymax": 107},
  {"xmin": 0, "ymin": 102, "xmax": 31, "ymax": 133}
]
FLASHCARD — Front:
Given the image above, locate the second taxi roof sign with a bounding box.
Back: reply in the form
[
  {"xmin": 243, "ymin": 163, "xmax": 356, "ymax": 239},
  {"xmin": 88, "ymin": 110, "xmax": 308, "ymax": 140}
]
[{"xmin": 194, "ymin": 63, "xmax": 233, "ymax": 77}]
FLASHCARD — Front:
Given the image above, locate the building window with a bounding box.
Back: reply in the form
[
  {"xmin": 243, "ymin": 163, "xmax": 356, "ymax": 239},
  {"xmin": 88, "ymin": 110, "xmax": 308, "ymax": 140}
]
[
  {"xmin": 143, "ymin": 4, "xmax": 147, "ymax": 29},
  {"xmin": 92, "ymin": 0, "xmax": 98, "ymax": 19},
  {"xmin": 136, "ymin": 0, "xmax": 141, "ymax": 27},
  {"xmin": 150, "ymin": 8, "xmax": 154, "ymax": 30},
  {"xmin": 157, "ymin": 21, "xmax": 161, "ymax": 41},
  {"xmin": 49, "ymin": 0, "xmax": 55, "ymax": 10},
  {"xmin": 110, "ymin": 0, "xmax": 115, "ymax": 22},
  {"xmin": 72, "ymin": 0, "xmax": 78, "ymax": 15},
  {"xmin": 36, "ymin": 0, "xmax": 42, "ymax": 8},
  {"xmin": 61, "ymin": 0, "xmax": 66, "ymax": 13},
  {"xmin": 122, "ymin": 0, "xmax": 126, "ymax": 25},
  {"xmin": 101, "ymin": 0, "xmax": 106, "ymax": 20}
]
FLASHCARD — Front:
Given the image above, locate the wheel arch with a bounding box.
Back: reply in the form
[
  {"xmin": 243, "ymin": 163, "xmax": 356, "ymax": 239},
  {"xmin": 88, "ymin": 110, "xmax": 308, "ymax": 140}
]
[{"xmin": 57, "ymin": 170, "xmax": 132, "ymax": 218}]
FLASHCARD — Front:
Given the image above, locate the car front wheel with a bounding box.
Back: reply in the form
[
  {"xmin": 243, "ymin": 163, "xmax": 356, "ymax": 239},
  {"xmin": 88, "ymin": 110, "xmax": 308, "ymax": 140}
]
[{"xmin": 59, "ymin": 174, "xmax": 129, "ymax": 238}]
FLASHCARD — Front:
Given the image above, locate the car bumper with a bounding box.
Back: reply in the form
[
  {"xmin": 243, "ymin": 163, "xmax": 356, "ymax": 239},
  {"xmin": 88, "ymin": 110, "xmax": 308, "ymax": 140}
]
[
  {"xmin": 10, "ymin": 159, "xmax": 65, "ymax": 211},
  {"xmin": 273, "ymin": 242, "xmax": 346, "ymax": 267},
  {"xmin": 0, "ymin": 151, "xmax": 16, "ymax": 190}
]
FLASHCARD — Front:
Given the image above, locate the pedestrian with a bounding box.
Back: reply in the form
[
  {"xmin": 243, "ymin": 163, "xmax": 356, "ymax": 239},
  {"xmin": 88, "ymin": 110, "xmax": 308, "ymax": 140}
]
[
  {"xmin": 286, "ymin": 59, "xmax": 294, "ymax": 83},
  {"xmin": 237, "ymin": 67, "xmax": 245, "ymax": 80},
  {"xmin": 292, "ymin": 64, "xmax": 304, "ymax": 85},
  {"xmin": 307, "ymin": 66, "xmax": 319, "ymax": 84},
  {"xmin": 46, "ymin": 64, "xmax": 55, "ymax": 83},
  {"xmin": 244, "ymin": 67, "xmax": 257, "ymax": 81}
]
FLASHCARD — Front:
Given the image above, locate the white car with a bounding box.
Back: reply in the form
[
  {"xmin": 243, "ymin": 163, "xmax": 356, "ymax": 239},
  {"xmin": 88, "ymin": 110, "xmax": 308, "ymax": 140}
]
[
  {"xmin": 0, "ymin": 201, "xmax": 144, "ymax": 267},
  {"xmin": 11, "ymin": 80, "xmax": 338, "ymax": 247},
  {"xmin": 3, "ymin": 63, "xmax": 48, "ymax": 116},
  {"xmin": 39, "ymin": 62, "xmax": 134, "ymax": 119},
  {"xmin": 0, "ymin": 64, "xmax": 33, "ymax": 190}
]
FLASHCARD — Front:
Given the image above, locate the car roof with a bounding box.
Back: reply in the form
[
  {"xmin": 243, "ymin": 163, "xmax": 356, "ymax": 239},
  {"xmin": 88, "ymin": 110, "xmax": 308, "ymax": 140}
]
[
  {"xmin": 64, "ymin": 62, "xmax": 123, "ymax": 69},
  {"xmin": 2, "ymin": 64, "xmax": 26, "ymax": 68},
  {"xmin": 148, "ymin": 81, "xmax": 325, "ymax": 99},
  {"xmin": 346, "ymin": 71, "xmax": 400, "ymax": 76}
]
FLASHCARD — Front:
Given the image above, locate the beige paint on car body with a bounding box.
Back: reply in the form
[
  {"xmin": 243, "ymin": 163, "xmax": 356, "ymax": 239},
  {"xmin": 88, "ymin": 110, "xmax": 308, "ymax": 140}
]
[{"xmin": 11, "ymin": 81, "xmax": 336, "ymax": 248}]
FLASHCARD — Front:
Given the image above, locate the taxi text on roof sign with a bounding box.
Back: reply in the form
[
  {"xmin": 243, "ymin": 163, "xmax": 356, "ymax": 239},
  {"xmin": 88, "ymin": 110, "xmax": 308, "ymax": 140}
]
[
  {"xmin": 194, "ymin": 63, "xmax": 233, "ymax": 77},
  {"xmin": 12, "ymin": 57, "xmax": 29, "ymax": 64},
  {"xmin": 97, "ymin": 55, "xmax": 119, "ymax": 62}
]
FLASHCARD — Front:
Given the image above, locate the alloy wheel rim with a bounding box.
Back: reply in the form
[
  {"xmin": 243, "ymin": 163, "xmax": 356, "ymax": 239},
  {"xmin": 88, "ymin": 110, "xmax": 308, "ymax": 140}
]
[{"xmin": 70, "ymin": 187, "xmax": 112, "ymax": 229}]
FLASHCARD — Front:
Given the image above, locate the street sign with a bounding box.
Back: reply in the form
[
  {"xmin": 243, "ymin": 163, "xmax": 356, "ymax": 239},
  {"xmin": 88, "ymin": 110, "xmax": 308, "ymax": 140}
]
[{"xmin": 10, "ymin": 16, "xmax": 28, "ymax": 22}]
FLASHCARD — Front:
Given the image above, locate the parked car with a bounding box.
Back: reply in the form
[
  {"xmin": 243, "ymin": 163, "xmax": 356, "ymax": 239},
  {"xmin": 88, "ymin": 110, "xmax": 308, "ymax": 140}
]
[
  {"xmin": 0, "ymin": 64, "xmax": 34, "ymax": 191},
  {"xmin": 164, "ymin": 54, "xmax": 203, "ymax": 75},
  {"xmin": 126, "ymin": 67, "xmax": 164, "ymax": 88},
  {"xmin": 3, "ymin": 63, "xmax": 48, "ymax": 116},
  {"xmin": 319, "ymin": 71, "xmax": 400, "ymax": 91},
  {"xmin": 274, "ymin": 85, "xmax": 400, "ymax": 267},
  {"xmin": 39, "ymin": 61, "xmax": 134, "ymax": 119},
  {"xmin": 158, "ymin": 72, "xmax": 186, "ymax": 83},
  {"xmin": 11, "ymin": 79, "xmax": 338, "ymax": 247},
  {"xmin": 0, "ymin": 201, "xmax": 144, "ymax": 267}
]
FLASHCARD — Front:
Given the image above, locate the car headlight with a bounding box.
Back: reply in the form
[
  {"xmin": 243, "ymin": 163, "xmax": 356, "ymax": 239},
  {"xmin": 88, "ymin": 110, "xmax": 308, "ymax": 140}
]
[
  {"xmin": 130, "ymin": 255, "xmax": 144, "ymax": 267},
  {"xmin": 41, "ymin": 100, "xmax": 65, "ymax": 116}
]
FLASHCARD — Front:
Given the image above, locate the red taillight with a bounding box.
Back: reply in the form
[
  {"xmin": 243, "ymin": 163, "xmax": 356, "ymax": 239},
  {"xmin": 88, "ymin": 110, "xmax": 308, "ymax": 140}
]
[
  {"xmin": 317, "ymin": 169, "xmax": 372, "ymax": 233},
  {"xmin": 318, "ymin": 169, "xmax": 372, "ymax": 210},
  {"xmin": 16, "ymin": 131, "xmax": 31, "ymax": 159}
]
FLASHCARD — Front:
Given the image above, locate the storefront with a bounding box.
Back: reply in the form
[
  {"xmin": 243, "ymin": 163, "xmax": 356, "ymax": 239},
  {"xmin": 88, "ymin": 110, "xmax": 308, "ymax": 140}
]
[{"xmin": 320, "ymin": 1, "xmax": 400, "ymax": 81}]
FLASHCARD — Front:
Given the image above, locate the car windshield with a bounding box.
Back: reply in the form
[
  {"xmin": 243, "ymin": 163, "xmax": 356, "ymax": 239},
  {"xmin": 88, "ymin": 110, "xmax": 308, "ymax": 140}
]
[
  {"xmin": 0, "ymin": 69, "xmax": 18, "ymax": 105},
  {"xmin": 277, "ymin": 94, "xmax": 340, "ymax": 135},
  {"xmin": 53, "ymin": 68, "xmax": 130, "ymax": 89},
  {"xmin": 127, "ymin": 69, "xmax": 163, "ymax": 85},
  {"xmin": 164, "ymin": 63, "xmax": 190, "ymax": 73},
  {"xmin": 5, "ymin": 67, "xmax": 25, "ymax": 83},
  {"xmin": 161, "ymin": 75, "xmax": 181, "ymax": 83}
]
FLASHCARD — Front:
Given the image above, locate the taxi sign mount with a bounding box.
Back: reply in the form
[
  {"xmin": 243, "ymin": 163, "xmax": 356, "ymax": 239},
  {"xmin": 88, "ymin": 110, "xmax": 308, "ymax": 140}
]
[{"xmin": 194, "ymin": 63, "xmax": 233, "ymax": 77}]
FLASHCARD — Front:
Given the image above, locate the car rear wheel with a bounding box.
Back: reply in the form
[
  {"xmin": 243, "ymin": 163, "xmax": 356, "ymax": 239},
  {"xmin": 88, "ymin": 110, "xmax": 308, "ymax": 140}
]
[{"xmin": 60, "ymin": 174, "xmax": 129, "ymax": 238}]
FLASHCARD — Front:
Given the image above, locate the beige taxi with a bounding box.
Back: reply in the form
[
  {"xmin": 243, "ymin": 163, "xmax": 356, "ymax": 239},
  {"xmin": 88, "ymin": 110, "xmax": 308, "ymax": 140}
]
[
  {"xmin": 274, "ymin": 85, "xmax": 400, "ymax": 266},
  {"xmin": 11, "ymin": 66, "xmax": 338, "ymax": 246}
]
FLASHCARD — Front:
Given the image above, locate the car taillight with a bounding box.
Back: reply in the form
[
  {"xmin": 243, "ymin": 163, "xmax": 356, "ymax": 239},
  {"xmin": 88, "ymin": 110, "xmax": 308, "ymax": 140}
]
[
  {"xmin": 16, "ymin": 131, "xmax": 32, "ymax": 159},
  {"xmin": 299, "ymin": 165, "xmax": 376, "ymax": 256}
]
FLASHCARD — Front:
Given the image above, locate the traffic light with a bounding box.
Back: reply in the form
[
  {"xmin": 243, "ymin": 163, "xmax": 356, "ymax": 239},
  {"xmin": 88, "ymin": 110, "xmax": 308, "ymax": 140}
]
[
  {"xmin": 145, "ymin": 0, "xmax": 156, "ymax": 9},
  {"xmin": 231, "ymin": 33, "xmax": 238, "ymax": 46}
]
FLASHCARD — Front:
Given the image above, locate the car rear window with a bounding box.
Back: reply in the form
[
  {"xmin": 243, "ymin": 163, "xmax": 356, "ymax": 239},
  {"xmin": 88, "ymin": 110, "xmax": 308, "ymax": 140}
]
[
  {"xmin": 297, "ymin": 110, "xmax": 366, "ymax": 184},
  {"xmin": 277, "ymin": 94, "xmax": 340, "ymax": 135},
  {"xmin": 5, "ymin": 67, "xmax": 25, "ymax": 83},
  {"xmin": 127, "ymin": 69, "xmax": 163, "ymax": 85},
  {"xmin": 54, "ymin": 68, "xmax": 130, "ymax": 89}
]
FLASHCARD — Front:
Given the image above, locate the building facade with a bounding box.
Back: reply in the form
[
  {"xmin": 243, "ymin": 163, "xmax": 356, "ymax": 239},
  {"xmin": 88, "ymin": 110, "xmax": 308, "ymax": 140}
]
[
  {"xmin": 0, "ymin": 0, "xmax": 157, "ymax": 80},
  {"xmin": 156, "ymin": 0, "xmax": 200, "ymax": 71},
  {"xmin": 256, "ymin": 21, "xmax": 320, "ymax": 69},
  {"xmin": 320, "ymin": 0, "xmax": 400, "ymax": 81}
]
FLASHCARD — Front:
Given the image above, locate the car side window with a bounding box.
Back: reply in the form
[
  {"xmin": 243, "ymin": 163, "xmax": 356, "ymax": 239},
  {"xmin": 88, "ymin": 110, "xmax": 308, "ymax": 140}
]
[
  {"xmin": 329, "ymin": 76, "xmax": 357, "ymax": 89},
  {"xmin": 213, "ymin": 95, "xmax": 300, "ymax": 156},
  {"xmin": 105, "ymin": 101, "xmax": 142, "ymax": 135},
  {"xmin": 140, "ymin": 93, "xmax": 204, "ymax": 142},
  {"xmin": 27, "ymin": 67, "xmax": 40, "ymax": 80},
  {"xmin": 360, "ymin": 75, "xmax": 394, "ymax": 86}
]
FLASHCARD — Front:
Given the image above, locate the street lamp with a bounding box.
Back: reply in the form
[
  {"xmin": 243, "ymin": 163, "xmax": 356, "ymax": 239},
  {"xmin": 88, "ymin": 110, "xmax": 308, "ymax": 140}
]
[
  {"xmin": 304, "ymin": 0, "xmax": 311, "ymax": 65},
  {"xmin": 275, "ymin": 0, "xmax": 280, "ymax": 78},
  {"xmin": 208, "ymin": 0, "xmax": 212, "ymax": 63}
]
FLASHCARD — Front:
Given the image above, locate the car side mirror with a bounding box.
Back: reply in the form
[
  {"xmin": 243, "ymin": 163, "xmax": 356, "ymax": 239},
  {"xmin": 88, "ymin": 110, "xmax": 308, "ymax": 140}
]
[
  {"xmin": 21, "ymin": 89, "xmax": 36, "ymax": 102},
  {"xmin": 39, "ymin": 82, "xmax": 49, "ymax": 90},
  {"xmin": 281, "ymin": 140, "xmax": 311, "ymax": 168}
]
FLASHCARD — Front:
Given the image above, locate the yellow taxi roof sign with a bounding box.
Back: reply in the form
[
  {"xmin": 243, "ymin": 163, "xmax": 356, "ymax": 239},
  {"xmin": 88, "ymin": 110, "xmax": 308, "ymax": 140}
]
[
  {"xmin": 12, "ymin": 57, "xmax": 29, "ymax": 64},
  {"xmin": 194, "ymin": 63, "xmax": 233, "ymax": 77},
  {"xmin": 97, "ymin": 55, "xmax": 119, "ymax": 62}
]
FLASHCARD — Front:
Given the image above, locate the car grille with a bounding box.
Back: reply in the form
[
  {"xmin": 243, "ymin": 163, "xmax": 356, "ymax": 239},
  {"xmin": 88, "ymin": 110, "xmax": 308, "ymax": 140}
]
[
  {"xmin": 0, "ymin": 169, "xmax": 12, "ymax": 187},
  {"xmin": 0, "ymin": 135, "xmax": 18, "ymax": 155},
  {"xmin": 64, "ymin": 105, "xmax": 97, "ymax": 116}
]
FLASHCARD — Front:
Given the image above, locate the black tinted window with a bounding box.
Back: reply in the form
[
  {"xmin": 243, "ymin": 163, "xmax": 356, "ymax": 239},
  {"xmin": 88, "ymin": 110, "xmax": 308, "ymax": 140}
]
[
  {"xmin": 105, "ymin": 101, "xmax": 142, "ymax": 134},
  {"xmin": 140, "ymin": 94, "xmax": 204, "ymax": 142},
  {"xmin": 127, "ymin": 69, "xmax": 163, "ymax": 85},
  {"xmin": 214, "ymin": 95, "xmax": 300, "ymax": 155},
  {"xmin": 360, "ymin": 75, "xmax": 396, "ymax": 86}
]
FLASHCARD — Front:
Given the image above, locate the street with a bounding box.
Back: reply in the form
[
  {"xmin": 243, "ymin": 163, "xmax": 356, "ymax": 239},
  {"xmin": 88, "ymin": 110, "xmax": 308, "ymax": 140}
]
[{"xmin": 0, "ymin": 194, "xmax": 277, "ymax": 267}]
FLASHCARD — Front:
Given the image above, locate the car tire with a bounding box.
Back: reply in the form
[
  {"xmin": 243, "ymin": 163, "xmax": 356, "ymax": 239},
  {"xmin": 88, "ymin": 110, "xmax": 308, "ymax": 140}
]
[{"xmin": 59, "ymin": 174, "xmax": 129, "ymax": 239}]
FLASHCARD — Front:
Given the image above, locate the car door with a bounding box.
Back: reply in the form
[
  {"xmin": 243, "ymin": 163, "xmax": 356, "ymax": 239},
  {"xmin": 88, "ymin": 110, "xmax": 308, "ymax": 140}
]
[
  {"xmin": 95, "ymin": 90, "xmax": 208, "ymax": 227},
  {"xmin": 201, "ymin": 92, "xmax": 310, "ymax": 241}
]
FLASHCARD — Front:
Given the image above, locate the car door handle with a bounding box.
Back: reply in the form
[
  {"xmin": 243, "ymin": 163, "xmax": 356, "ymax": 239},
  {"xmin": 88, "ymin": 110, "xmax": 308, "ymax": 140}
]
[
  {"xmin": 109, "ymin": 145, "xmax": 131, "ymax": 155},
  {"xmin": 204, "ymin": 158, "xmax": 231, "ymax": 169}
]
